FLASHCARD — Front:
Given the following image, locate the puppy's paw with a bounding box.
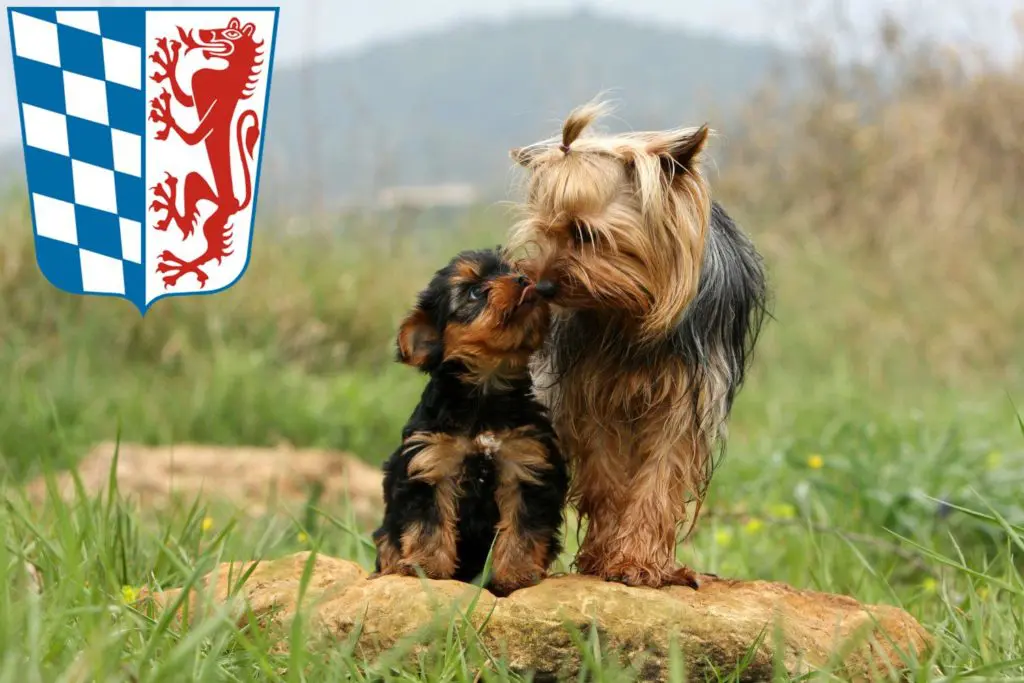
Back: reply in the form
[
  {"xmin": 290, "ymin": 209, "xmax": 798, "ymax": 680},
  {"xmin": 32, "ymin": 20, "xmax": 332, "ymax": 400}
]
[
  {"xmin": 487, "ymin": 569, "xmax": 544, "ymax": 597},
  {"xmin": 395, "ymin": 561, "xmax": 423, "ymax": 577}
]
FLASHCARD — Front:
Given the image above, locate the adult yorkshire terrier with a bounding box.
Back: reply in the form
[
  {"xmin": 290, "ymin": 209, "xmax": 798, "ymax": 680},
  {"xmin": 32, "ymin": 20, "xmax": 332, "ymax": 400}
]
[
  {"xmin": 504, "ymin": 101, "xmax": 768, "ymax": 589},
  {"xmin": 372, "ymin": 248, "xmax": 569, "ymax": 596}
]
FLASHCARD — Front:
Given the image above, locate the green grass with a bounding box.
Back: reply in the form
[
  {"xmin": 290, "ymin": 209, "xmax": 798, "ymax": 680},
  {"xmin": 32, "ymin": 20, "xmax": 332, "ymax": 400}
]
[
  {"xmin": 7, "ymin": 21, "xmax": 1024, "ymax": 675},
  {"xmin": 2, "ymin": 191, "xmax": 1024, "ymax": 679},
  {"xmin": 2, "ymin": 418, "xmax": 1023, "ymax": 681}
]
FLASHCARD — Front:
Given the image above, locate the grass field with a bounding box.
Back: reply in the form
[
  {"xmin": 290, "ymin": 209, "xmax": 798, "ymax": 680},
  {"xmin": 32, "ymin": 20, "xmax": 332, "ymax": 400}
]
[
  {"xmin": 1, "ymin": 195, "xmax": 1022, "ymax": 680},
  {"xmin": 2, "ymin": 23, "xmax": 1024, "ymax": 681}
]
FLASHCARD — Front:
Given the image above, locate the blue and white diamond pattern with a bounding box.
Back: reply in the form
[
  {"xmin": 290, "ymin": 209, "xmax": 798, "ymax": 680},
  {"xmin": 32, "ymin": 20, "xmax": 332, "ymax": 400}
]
[{"xmin": 9, "ymin": 7, "xmax": 147, "ymax": 305}]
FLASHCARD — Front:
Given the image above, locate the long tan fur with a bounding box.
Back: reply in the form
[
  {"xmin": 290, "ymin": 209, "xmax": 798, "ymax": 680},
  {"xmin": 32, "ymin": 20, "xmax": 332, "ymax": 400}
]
[
  {"xmin": 504, "ymin": 98, "xmax": 745, "ymax": 589},
  {"xmin": 508, "ymin": 100, "xmax": 712, "ymax": 341}
]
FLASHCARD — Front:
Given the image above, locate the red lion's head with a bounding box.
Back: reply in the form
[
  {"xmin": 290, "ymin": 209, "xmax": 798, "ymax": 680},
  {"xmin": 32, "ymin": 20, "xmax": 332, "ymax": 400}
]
[{"xmin": 178, "ymin": 17, "xmax": 261, "ymax": 60}]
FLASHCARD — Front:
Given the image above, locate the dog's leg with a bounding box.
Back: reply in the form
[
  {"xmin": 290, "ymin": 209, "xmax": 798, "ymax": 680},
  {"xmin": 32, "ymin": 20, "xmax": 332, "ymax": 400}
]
[
  {"xmin": 600, "ymin": 426, "xmax": 703, "ymax": 589},
  {"xmin": 573, "ymin": 496, "xmax": 624, "ymax": 577},
  {"xmin": 396, "ymin": 476, "xmax": 461, "ymax": 579},
  {"xmin": 567, "ymin": 425, "xmax": 632, "ymax": 578},
  {"xmin": 487, "ymin": 433, "xmax": 563, "ymax": 596},
  {"xmin": 487, "ymin": 509, "xmax": 550, "ymax": 597},
  {"xmin": 369, "ymin": 527, "xmax": 401, "ymax": 578},
  {"xmin": 396, "ymin": 433, "xmax": 472, "ymax": 579}
]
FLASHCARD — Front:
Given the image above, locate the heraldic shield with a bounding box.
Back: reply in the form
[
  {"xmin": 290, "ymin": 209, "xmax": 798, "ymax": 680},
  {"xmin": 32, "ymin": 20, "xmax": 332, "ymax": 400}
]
[{"xmin": 7, "ymin": 6, "xmax": 279, "ymax": 314}]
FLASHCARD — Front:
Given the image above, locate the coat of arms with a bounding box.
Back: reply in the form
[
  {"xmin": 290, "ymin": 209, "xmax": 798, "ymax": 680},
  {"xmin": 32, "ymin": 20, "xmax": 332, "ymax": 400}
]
[{"xmin": 7, "ymin": 6, "xmax": 279, "ymax": 313}]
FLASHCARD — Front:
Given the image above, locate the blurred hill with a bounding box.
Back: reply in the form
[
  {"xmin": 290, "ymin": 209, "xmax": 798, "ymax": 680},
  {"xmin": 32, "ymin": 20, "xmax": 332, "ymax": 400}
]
[
  {"xmin": 0, "ymin": 11, "xmax": 803, "ymax": 211},
  {"xmin": 258, "ymin": 12, "xmax": 803, "ymax": 209}
]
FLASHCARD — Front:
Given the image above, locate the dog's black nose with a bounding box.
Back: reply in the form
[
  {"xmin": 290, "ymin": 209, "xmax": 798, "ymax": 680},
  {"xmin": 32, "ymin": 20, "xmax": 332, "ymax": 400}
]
[{"xmin": 535, "ymin": 280, "xmax": 557, "ymax": 299}]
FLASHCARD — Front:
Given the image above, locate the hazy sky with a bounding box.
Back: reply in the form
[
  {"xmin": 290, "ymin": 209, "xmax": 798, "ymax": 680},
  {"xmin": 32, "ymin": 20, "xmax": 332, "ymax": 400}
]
[{"xmin": 1, "ymin": 0, "xmax": 1020, "ymax": 144}]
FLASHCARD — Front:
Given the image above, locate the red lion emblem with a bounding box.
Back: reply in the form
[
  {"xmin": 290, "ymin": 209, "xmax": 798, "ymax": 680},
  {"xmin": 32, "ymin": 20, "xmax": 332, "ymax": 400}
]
[{"xmin": 147, "ymin": 17, "xmax": 265, "ymax": 288}]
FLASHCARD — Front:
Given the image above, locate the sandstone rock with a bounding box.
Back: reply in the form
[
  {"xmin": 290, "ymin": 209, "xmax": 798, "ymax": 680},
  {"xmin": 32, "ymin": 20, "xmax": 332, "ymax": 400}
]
[
  {"xmin": 141, "ymin": 552, "xmax": 933, "ymax": 681},
  {"xmin": 22, "ymin": 441, "xmax": 383, "ymax": 520}
]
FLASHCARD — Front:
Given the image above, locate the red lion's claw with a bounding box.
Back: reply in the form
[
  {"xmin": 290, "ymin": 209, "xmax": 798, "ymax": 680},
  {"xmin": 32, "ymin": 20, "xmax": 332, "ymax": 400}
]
[
  {"xmin": 149, "ymin": 90, "xmax": 173, "ymax": 140},
  {"xmin": 156, "ymin": 249, "xmax": 210, "ymax": 289},
  {"xmin": 149, "ymin": 36, "xmax": 178, "ymax": 84},
  {"xmin": 157, "ymin": 250, "xmax": 181, "ymax": 263}
]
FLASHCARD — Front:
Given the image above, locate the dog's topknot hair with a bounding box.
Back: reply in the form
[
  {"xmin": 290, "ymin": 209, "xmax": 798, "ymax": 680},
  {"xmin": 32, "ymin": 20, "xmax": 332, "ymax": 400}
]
[
  {"xmin": 560, "ymin": 99, "xmax": 612, "ymax": 151},
  {"xmin": 508, "ymin": 98, "xmax": 716, "ymax": 340}
]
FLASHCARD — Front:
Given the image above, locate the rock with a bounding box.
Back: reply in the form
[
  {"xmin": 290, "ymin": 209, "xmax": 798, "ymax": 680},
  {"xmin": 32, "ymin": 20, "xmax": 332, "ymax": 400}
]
[
  {"xmin": 22, "ymin": 441, "xmax": 384, "ymax": 521},
  {"xmin": 140, "ymin": 552, "xmax": 933, "ymax": 681},
  {"xmin": 140, "ymin": 552, "xmax": 365, "ymax": 643}
]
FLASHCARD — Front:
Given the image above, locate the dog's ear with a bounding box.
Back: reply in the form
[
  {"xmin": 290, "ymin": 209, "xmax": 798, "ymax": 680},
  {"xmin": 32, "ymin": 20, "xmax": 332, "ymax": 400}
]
[
  {"xmin": 653, "ymin": 124, "xmax": 711, "ymax": 178},
  {"xmin": 396, "ymin": 306, "xmax": 442, "ymax": 370}
]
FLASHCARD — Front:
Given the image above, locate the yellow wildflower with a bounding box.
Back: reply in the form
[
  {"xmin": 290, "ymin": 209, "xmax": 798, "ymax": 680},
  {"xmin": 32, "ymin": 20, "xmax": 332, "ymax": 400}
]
[
  {"xmin": 121, "ymin": 585, "xmax": 138, "ymax": 604},
  {"xmin": 768, "ymin": 503, "xmax": 796, "ymax": 520},
  {"xmin": 921, "ymin": 577, "xmax": 937, "ymax": 593},
  {"xmin": 985, "ymin": 451, "xmax": 1002, "ymax": 471},
  {"xmin": 978, "ymin": 586, "xmax": 990, "ymax": 600},
  {"xmin": 715, "ymin": 529, "xmax": 733, "ymax": 546},
  {"xmin": 201, "ymin": 517, "xmax": 214, "ymax": 532},
  {"xmin": 807, "ymin": 454, "xmax": 824, "ymax": 470},
  {"xmin": 744, "ymin": 517, "xmax": 764, "ymax": 534},
  {"xmin": 297, "ymin": 531, "xmax": 309, "ymax": 544}
]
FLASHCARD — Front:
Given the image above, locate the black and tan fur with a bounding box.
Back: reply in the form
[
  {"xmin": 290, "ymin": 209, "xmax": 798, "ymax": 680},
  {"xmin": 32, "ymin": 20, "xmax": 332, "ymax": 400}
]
[{"xmin": 372, "ymin": 248, "xmax": 569, "ymax": 596}]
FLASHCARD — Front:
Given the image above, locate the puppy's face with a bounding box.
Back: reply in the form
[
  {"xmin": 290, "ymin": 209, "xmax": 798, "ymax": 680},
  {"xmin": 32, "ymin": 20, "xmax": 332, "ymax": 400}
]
[
  {"xmin": 506, "ymin": 122, "xmax": 712, "ymax": 337},
  {"xmin": 396, "ymin": 248, "xmax": 551, "ymax": 381}
]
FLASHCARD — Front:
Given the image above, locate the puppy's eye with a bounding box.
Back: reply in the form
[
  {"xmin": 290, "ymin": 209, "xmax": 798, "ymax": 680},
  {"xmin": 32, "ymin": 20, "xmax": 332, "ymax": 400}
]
[{"xmin": 466, "ymin": 285, "xmax": 485, "ymax": 301}]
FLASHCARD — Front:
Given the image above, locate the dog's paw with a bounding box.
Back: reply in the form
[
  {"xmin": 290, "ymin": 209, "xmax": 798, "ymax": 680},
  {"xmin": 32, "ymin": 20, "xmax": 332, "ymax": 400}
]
[
  {"xmin": 487, "ymin": 570, "xmax": 543, "ymax": 597},
  {"xmin": 600, "ymin": 562, "xmax": 664, "ymax": 588},
  {"xmin": 394, "ymin": 561, "xmax": 423, "ymax": 577},
  {"xmin": 598, "ymin": 562, "xmax": 703, "ymax": 590},
  {"xmin": 665, "ymin": 565, "xmax": 702, "ymax": 590}
]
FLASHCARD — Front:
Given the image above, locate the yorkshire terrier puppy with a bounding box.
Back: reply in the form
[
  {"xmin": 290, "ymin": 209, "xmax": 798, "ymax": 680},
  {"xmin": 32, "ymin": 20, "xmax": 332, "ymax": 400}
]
[
  {"xmin": 372, "ymin": 248, "xmax": 569, "ymax": 596},
  {"xmin": 505, "ymin": 100, "xmax": 769, "ymax": 589}
]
